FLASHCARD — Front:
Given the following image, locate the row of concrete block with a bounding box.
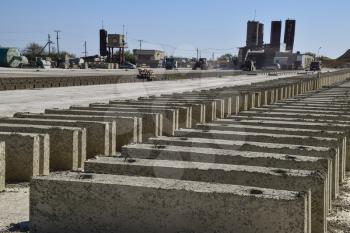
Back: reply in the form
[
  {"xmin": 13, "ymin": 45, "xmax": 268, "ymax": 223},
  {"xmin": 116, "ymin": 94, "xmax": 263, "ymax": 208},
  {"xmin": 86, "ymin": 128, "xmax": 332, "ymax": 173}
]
[
  {"xmin": 0, "ymin": 71, "xmax": 330, "ymax": 183},
  {"xmin": 0, "ymin": 70, "xmax": 277, "ymax": 91},
  {"xmin": 0, "ymin": 70, "xmax": 303, "ymax": 91},
  {"xmin": 27, "ymin": 70, "xmax": 350, "ymax": 233}
]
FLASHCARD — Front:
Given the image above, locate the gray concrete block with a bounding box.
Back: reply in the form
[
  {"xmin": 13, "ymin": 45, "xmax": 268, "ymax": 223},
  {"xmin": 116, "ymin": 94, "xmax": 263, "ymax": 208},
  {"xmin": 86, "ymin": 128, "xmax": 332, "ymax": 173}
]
[
  {"xmin": 30, "ymin": 173, "xmax": 311, "ymax": 233},
  {"xmin": 161, "ymin": 94, "xmax": 225, "ymax": 119},
  {"xmin": 0, "ymin": 117, "xmax": 110, "ymax": 160},
  {"xmin": 0, "ymin": 133, "xmax": 40, "ymax": 182},
  {"xmin": 45, "ymin": 108, "xmax": 161, "ymax": 140},
  {"xmin": 110, "ymin": 100, "xmax": 203, "ymax": 126},
  {"xmin": 197, "ymin": 122, "xmax": 346, "ymax": 183},
  {"xmin": 15, "ymin": 112, "xmax": 139, "ymax": 151},
  {"xmin": 139, "ymin": 97, "xmax": 216, "ymax": 122},
  {"xmin": 224, "ymin": 116, "xmax": 349, "ymax": 177},
  {"xmin": 91, "ymin": 103, "xmax": 191, "ymax": 129},
  {"xmin": 176, "ymin": 128, "xmax": 340, "ymax": 195},
  {"xmin": 149, "ymin": 136, "xmax": 338, "ymax": 199},
  {"xmin": 0, "ymin": 123, "xmax": 83, "ymax": 171},
  {"xmin": 0, "ymin": 141, "xmax": 4, "ymax": 191},
  {"xmin": 121, "ymin": 143, "xmax": 329, "ymax": 172},
  {"xmin": 71, "ymin": 105, "xmax": 177, "ymax": 136},
  {"xmin": 85, "ymin": 156, "xmax": 325, "ymax": 233}
]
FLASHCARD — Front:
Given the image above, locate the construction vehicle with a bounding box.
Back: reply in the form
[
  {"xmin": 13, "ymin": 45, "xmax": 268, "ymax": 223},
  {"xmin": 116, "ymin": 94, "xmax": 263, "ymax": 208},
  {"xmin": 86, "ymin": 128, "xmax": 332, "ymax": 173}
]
[
  {"xmin": 165, "ymin": 57, "xmax": 178, "ymax": 70},
  {"xmin": 137, "ymin": 69, "xmax": 154, "ymax": 81},
  {"xmin": 192, "ymin": 58, "xmax": 208, "ymax": 70},
  {"xmin": 309, "ymin": 61, "xmax": 322, "ymax": 71}
]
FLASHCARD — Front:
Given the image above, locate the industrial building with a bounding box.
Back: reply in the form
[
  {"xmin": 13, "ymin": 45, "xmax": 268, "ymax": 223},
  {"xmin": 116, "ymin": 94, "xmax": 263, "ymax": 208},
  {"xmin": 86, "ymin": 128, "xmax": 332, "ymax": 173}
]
[
  {"xmin": 238, "ymin": 19, "xmax": 310, "ymax": 70},
  {"xmin": 274, "ymin": 52, "xmax": 314, "ymax": 70},
  {"xmin": 133, "ymin": 49, "xmax": 165, "ymax": 68}
]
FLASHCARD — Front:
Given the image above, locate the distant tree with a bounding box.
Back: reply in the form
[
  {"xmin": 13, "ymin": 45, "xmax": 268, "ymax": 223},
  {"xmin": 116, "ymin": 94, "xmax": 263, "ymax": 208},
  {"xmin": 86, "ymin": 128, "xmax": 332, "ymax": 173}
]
[
  {"xmin": 22, "ymin": 42, "xmax": 44, "ymax": 63},
  {"xmin": 114, "ymin": 50, "xmax": 135, "ymax": 64},
  {"xmin": 22, "ymin": 42, "xmax": 76, "ymax": 64}
]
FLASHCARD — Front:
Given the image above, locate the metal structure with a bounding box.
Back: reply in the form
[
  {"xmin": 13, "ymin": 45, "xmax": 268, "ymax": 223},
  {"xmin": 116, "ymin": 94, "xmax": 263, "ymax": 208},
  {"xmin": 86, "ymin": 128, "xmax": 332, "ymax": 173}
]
[
  {"xmin": 107, "ymin": 34, "xmax": 126, "ymax": 65},
  {"xmin": 99, "ymin": 29, "xmax": 108, "ymax": 57}
]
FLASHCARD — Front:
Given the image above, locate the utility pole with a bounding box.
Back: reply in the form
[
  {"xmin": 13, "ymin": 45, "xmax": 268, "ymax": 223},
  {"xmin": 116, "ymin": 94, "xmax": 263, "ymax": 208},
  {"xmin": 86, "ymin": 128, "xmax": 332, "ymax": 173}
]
[
  {"xmin": 47, "ymin": 34, "xmax": 53, "ymax": 55},
  {"xmin": 84, "ymin": 41, "xmax": 87, "ymax": 57},
  {"xmin": 138, "ymin": 40, "xmax": 143, "ymax": 51},
  {"xmin": 196, "ymin": 48, "xmax": 199, "ymax": 60},
  {"xmin": 54, "ymin": 30, "xmax": 61, "ymax": 58}
]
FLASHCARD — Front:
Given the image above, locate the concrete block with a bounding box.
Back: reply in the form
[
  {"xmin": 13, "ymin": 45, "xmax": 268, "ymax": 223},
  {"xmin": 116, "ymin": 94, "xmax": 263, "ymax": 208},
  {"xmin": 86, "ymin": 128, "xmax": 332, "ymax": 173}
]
[
  {"xmin": 0, "ymin": 141, "xmax": 4, "ymax": 191},
  {"xmin": 121, "ymin": 143, "xmax": 329, "ymax": 173},
  {"xmin": 234, "ymin": 111, "xmax": 350, "ymax": 176},
  {"xmin": 91, "ymin": 103, "xmax": 191, "ymax": 129},
  {"xmin": 15, "ymin": 112, "xmax": 139, "ymax": 151},
  {"xmin": 0, "ymin": 117, "xmax": 110, "ymax": 160},
  {"xmin": 161, "ymin": 94, "xmax": 225, "ymax": 119},
  {"xmin": 139, "ymin": 97, "xmax": 216, "ymax": 122},
  {"xmin": 110, "ymin": 100, "xmax": 203, "ymax": 126},
  {"xmin": 0, "ymin": 133, "xmax": 42, "ymax": 182},
  {"xmin": 149, "ymin": 136, "xmax": 338, "ymax": 199},
  {"xmin": 71, "ymin": 105, "xmax": 177, "ymax": 136},
  {"xmin": 30, "ymin": 173, "xmax": 311, "ymax": 233},
  {"xmin": 0, "ymin": 123, "xmax": 83, "ymax": 171},
  {"xmin": 224, "ymin": 116, "xmax": 350, "ymax": 177},
  {"xmin": 197, "ymin": 122, "xmax": 346, "ymax": 183},
  {"xmin": 45, "ymin": 108, "xmax": 161, "ymax": 140},
  {"xmin": 85, "ymin": 156, "xmax": 325, "ymax": 233}
]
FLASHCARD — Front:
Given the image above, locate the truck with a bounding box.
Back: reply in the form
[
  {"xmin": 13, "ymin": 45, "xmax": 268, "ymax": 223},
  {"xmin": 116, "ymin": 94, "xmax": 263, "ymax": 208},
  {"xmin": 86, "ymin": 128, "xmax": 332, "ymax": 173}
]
[
  {"xmin": 164, "ymin": 57, "xmax": 178, "ymax": 70},
  {"xmin": 309, "ymin": 61, "xmax": 322, "ymax": 71},
  {"xmin": 192, "ymin": 58, "xmax": 208, "ymax": 70}
]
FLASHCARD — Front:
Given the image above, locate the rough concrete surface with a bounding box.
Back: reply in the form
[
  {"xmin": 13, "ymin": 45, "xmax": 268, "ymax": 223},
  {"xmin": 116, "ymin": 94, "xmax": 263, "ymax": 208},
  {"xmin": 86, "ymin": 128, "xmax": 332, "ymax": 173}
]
[{"xmin": 30, "ymin": 173, "xmax": 311, "ymax": 233}]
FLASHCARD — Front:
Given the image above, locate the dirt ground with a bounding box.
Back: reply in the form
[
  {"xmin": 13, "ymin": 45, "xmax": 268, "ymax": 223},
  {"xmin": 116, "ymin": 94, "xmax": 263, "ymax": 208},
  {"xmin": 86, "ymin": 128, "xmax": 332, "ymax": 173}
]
[
  {"xmin": 328, "ymin": 172, "xmax": 350, "ymax": 233},
  {"xmin": 0, "ymin": 183, "xmax": 29, "ymax": 233},
  {"xmin": 0, "ymin": 173, "xmax": 349, "ymax": 232}
]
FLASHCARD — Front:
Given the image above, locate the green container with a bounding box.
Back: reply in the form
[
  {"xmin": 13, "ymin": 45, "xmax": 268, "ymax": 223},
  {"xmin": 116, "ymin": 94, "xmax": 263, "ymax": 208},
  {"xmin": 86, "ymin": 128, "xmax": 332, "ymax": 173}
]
[{"xmin": 0, "ymin": 47, "xmax": 22, "ymax": 67}]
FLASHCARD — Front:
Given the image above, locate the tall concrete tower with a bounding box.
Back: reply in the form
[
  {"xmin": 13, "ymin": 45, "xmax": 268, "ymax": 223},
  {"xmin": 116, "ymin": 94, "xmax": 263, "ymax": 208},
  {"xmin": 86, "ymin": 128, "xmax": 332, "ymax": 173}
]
[
  {"xmin": 246, "ymin": 21, "xmax": 260, "ymax": 48},
  {"xmin": 258, "ymin": 23, "xmax": 264, "ymax": 48},
  {"xmin": 284, "ymin": 19, "xmax": 296, "ymax": 52},
  {"xmin": 270, "ymin": 21, "xmax": 282, "ymax": 50}
]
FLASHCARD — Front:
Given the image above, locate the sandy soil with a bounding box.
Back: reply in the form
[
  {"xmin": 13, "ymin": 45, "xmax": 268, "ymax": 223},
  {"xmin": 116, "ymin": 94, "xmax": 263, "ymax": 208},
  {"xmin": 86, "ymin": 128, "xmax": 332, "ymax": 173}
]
[{"xmin": 0, "ymin": 184, "xmax": 29, "ymax": 233}]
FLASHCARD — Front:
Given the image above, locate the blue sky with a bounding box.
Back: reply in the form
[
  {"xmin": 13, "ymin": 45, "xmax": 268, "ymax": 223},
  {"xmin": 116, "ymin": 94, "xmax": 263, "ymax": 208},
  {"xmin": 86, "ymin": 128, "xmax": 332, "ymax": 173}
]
[{"xmin": 0, "ymin": 0, "xmax": 348, "ymax": 58}]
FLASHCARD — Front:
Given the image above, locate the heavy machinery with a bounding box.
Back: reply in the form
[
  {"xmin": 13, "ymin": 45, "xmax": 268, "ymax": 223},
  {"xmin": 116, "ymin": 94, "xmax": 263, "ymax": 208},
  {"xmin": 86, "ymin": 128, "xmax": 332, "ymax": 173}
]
[
  {"xmin": 192, "ymin": 58, "xmax": 208, "ymax": 70},
  {"xmin": 137, "ymin": 69, "xmax": 154, "ymax": 81},
  {"xmin": 309, "ymin": 61, "xmax": 322, "ymax": 71},
  {"xmin": 165, "ymin": 57, "xmax": 178, "ymax": 70},
  {"xmin": 0, "ymin": 47, "xmax": 28, "ymax": 68}
]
